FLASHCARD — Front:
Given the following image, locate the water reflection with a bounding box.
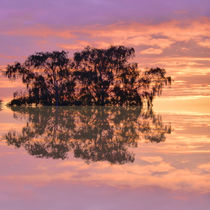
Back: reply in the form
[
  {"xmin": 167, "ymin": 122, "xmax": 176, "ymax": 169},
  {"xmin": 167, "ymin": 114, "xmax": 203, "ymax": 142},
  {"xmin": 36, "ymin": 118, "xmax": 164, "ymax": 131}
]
[
  {"xmin": 0, "ymin": 100, "xmax": 2, "ymax": 111},
  {"xmin": 4, "ymin": 106, "xmax": 171, "ymax": 164}
]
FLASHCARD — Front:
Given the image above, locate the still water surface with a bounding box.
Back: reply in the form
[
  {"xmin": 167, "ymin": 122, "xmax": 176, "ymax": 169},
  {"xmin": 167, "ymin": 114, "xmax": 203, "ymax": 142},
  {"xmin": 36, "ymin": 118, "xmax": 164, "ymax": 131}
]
[{"xmin": 0, "ymin": 104, "xmax": 209, "ymax": 210}]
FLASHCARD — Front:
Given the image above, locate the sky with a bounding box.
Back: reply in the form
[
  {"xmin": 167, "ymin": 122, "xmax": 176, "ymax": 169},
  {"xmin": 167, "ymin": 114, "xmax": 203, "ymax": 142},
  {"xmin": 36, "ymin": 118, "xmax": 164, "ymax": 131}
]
[{"xmin": 0, "ymin": 0, "xmax": 210, "ymax": 101}]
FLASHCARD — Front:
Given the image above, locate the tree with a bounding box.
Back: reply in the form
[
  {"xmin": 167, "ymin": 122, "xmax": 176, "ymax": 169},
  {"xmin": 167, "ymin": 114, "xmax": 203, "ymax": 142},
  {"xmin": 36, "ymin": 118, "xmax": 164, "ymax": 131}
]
[
  {"xmin": 73, "ymin": 46, "xmax": 137, "ymax": 105},
  {"xmin": 73, "ymin": 46, "xmax": 171, "ymax": 106},
  {"xmin": 5, "ymin": 46, "xmax": 171, "ymax": 106},
  {"xmin": 5, "ymin": 51, "xmax": 75, "ymax": 106},
  {"xmin": 138, "ymin": 67, "xmax": 172, "ymax": 107}
]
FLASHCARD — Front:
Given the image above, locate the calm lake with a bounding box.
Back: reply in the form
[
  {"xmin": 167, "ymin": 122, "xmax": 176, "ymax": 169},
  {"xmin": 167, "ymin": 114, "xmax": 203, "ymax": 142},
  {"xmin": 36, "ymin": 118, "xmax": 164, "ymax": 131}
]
[{"xmin": 0, "ymin": 102, "xmax": 209, "ymax": 210}]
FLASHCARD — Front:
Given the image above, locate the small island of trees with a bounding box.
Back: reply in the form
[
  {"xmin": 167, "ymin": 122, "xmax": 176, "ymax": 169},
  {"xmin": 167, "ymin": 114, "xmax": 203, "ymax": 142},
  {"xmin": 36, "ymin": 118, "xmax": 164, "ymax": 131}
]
[{"xmin": 4, "ymin": 46, "xmax": 171, "ymax": 106}]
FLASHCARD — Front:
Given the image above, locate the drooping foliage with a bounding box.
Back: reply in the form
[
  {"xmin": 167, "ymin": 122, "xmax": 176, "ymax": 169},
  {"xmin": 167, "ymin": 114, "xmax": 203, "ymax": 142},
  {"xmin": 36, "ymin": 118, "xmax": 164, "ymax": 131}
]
[{"xmin": 5, "ymin": 46, "xmax": 171, "ymax": 106}]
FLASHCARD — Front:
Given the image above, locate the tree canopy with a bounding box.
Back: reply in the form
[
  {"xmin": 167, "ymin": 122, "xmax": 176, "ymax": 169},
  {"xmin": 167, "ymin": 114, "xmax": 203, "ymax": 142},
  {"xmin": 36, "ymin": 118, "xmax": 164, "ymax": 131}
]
[{"xmin": 5, "ymin": 46, "xmax": 171, "ymax": 106}]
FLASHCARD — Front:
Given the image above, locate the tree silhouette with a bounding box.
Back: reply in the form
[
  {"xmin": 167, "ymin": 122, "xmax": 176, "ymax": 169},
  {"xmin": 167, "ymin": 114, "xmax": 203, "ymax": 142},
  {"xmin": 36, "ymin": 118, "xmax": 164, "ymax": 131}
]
[
  {"xmin": 73, "ymin": 46, "xmax": 140, "ymax": 105},
  {"xmin": 6, "ymin": 51, "xmax": 75, "ymax": 106},
  {"xmin": 5, "ymin": 46, "xmax": 171, "ymax": 106},
  {"xmin": 3, "ymin": 106, "xmax": 171, "ymax": 164}
]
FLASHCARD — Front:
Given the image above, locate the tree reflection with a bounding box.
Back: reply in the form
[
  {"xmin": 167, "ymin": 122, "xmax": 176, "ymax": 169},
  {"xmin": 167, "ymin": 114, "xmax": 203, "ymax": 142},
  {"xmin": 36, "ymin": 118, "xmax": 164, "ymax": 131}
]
[
  {"xmin": 4, "ymin": 106, "xmax": 171, "ymax": 164},
  {"xmin": 0, "ymin": 102, "xmax": 2, "ymax": 111}
]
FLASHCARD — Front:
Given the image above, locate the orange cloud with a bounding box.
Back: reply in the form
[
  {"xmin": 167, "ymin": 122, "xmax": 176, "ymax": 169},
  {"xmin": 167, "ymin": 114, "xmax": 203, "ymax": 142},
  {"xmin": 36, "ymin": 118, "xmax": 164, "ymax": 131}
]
[
  {"xmin": 76, "ymin": 17, "xmax": 210, "ymax": 48},
  {"xmin": 198, "ymin": 38, "xmax": 210, "ymax": 47},
  {"xmin": 1, "ymin": 157, "xmax": 209, "ymax": 193},
  {"xmin": 140, "ymin": 48, "xmax": 163, "ymax": 55}
]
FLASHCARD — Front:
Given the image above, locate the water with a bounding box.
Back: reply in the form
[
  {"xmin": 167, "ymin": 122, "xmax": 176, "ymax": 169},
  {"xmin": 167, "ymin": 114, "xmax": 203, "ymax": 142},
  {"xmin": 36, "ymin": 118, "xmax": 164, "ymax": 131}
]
[{"xmin": 0, "ymin": 105, "xmax": 209, "ymax": 210}]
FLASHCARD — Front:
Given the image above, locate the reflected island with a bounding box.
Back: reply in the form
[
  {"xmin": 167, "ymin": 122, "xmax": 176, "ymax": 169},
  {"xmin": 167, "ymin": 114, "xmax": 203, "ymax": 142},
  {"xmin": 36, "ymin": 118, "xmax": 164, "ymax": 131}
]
[{"xmin": 4, "ymin": 106, "xmax": 171, "ymax": 164}]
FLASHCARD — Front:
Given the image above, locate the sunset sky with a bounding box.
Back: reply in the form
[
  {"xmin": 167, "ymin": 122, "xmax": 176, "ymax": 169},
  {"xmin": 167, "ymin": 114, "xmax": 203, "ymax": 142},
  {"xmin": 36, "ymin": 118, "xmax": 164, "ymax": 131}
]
[
  {"xmin": 0, "ymin": 0, "xmax": 210, "ymax": 104},
  {"xmin": 0, "ymin": 2, "xmax": 210, "ymax": 209}
]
